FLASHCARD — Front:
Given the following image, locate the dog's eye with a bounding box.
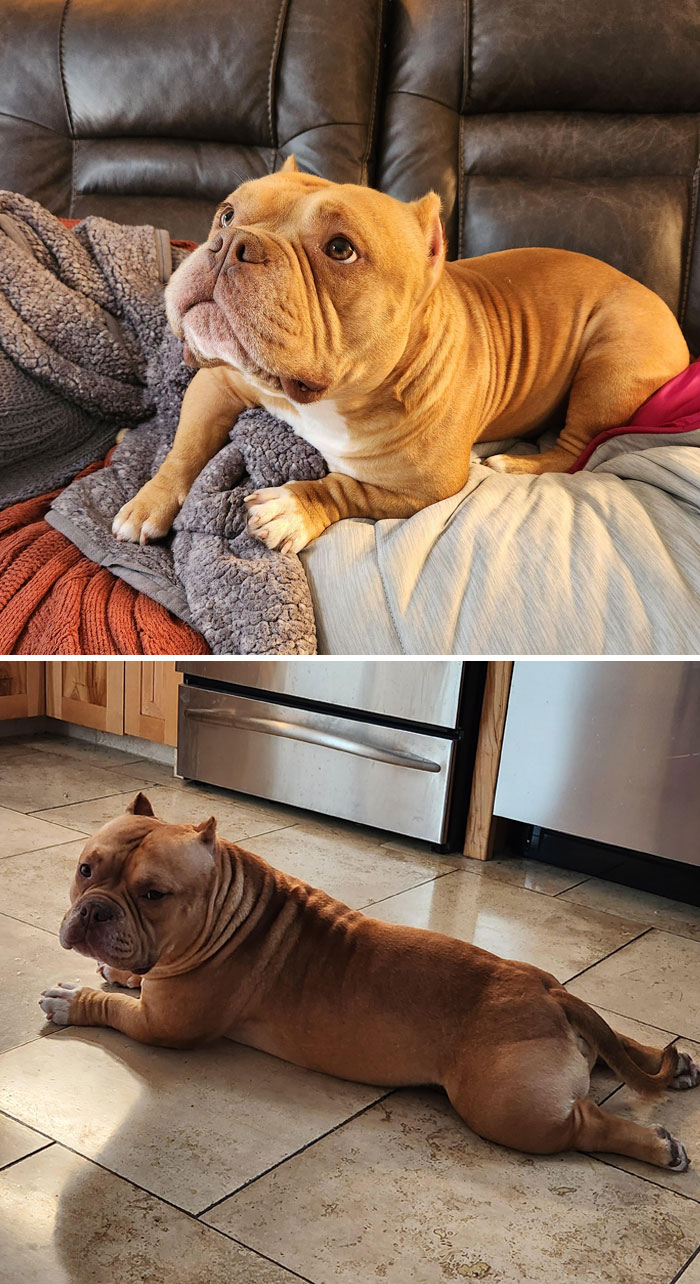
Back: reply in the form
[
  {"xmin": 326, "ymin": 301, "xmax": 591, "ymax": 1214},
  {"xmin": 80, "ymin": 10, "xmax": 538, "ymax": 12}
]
[
  {"xmin": 220, "ymin": 208, "xmax": 235, "ymax": 228},
  {"xmin": 325, "ymin": 237, "xmax": 357, "ymax": 263},
  {"xmin": 143, "ymin": 890, "xmax": 166, "ymax": 901},
  {"xmin": 79, "ymin": 864, "xmax": 91, "ymax": 878}
]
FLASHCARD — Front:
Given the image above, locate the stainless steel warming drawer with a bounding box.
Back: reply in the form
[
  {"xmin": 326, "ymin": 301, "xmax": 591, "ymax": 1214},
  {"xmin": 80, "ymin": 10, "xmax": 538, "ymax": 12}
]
[
  {"xmin": 178, "ymin": 661, "xmax": 464, "ymax": 728},
  {"xmin": 177, "ymin": 681, "xmax": 460, "ymax": 843}
]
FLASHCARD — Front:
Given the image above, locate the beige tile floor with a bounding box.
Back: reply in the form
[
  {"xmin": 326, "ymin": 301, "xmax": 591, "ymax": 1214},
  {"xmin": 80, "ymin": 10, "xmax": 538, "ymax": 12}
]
[{"xmin": 1, "ymin": 731, "xmax": 699, "ymax": 1284}]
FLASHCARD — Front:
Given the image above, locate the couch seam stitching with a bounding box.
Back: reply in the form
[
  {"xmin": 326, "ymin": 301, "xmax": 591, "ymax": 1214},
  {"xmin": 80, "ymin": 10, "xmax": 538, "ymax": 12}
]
[
  {"xmin": 57, "ymin": 0, "xmax": 76, "ymax": 215},
  {"xmin": 278, "ymin": 120, "xmax": 366, "ymax": 149},
  {"xmin": 0, "ymin": 109, "xmax": 65, "ymax": 132},
  {"xmin": 679, "ymin": 153, "xmax": 700, "ymax": 328},
  {"xmin": 267, "ymin": 0, "xmax": 289, "ymax": 164},
  {"xmin": 382, "ymin": 87, "xmax": 460, "ymax": 114},
  {"xmin": 458, "ymin": 0, "xmax": 470, "ymax": 255},
  {"xmin": 361, "ymin": 0, "xmax": 385, "ymax": 185},
  {"xmin": 463, "ymin": 0, "xmax": 470, "ymax": 113}
]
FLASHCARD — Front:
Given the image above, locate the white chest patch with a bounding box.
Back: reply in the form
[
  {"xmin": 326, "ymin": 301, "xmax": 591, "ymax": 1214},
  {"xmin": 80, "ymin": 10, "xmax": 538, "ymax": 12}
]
[{"xmin": 263, "ymin": 397, "xmax": 358, "ymax": 476}]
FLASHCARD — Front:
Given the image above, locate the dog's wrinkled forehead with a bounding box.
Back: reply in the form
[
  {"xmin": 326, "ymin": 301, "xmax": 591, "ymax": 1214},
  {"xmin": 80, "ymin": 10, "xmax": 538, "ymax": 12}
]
[
  {"xmin": 212, "ymin": 172, "xmax": 419, "ymax": 253},
  {"xmin": 76, "ymin": 805, "xmax": 218, "ymax": 893},
  {"xmin": 78, "ymin": 813, "xmax": 161, "ymax": 874}
]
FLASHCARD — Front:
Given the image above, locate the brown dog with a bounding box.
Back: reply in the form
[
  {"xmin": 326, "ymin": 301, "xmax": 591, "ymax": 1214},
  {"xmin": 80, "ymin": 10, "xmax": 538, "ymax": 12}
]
[
  {"xmin": 41, "ymin": 795, "xmax": 697, "ymax": 1172},
  {"xmin": 111, "ymin": 158, "xmax": 689, "ymax": 553}
]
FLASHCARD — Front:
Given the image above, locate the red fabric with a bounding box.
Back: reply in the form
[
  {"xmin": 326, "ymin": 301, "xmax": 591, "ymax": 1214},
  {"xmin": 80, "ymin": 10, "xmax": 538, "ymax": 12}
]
[{"xmin": 568, "ymin": 357, "xmax": 700, "ymax": 472}]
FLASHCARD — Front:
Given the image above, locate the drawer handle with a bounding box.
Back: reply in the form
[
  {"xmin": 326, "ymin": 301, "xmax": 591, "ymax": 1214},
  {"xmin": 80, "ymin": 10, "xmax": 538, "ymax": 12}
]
[{"xmin": 183, "ymin": 708, "xmax": 442, "ymax": 773}]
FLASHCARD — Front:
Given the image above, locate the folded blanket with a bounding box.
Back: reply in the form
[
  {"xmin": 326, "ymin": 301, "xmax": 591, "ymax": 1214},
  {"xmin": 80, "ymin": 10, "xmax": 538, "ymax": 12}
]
[
  {"xmin": 49, "ymin": 383, "xmax": 326, "ymax": 655},
  {"xmin": 0, "ymin": 193, "xmax": 326, "ymax": 655},
  {"xmin": 0, "ymin": 191, "xmax": 177, "ymax": 504},
  {"xmin": 301, "ymin": 362, "xmax": 700, "ymax": 655}
]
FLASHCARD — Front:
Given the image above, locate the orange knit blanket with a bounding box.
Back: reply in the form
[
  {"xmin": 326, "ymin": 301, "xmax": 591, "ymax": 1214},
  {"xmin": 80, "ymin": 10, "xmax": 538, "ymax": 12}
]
[{"xmin": 0, "ymin": 458, "xmax": 209, "ymax": 655}]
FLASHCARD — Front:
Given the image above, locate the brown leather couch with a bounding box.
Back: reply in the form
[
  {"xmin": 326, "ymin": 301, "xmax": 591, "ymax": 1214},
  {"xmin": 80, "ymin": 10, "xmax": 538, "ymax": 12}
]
[{"xmin": 1, "ymin": 0, "xmax": 699, "ymax": 350}]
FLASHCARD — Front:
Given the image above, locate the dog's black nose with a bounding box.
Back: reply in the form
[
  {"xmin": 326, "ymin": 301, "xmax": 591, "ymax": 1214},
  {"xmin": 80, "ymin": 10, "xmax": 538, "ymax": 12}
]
[
  {"xmin": 234, "ymin": 238, "xmax": 253, "ymax": 262},
  {"xmin": 79, "ymin": 900, "xmax": 115, "ymax": 925},
  {"xmin": 228, "ymin": 230, "xmax": 266, "ymax": 266}
]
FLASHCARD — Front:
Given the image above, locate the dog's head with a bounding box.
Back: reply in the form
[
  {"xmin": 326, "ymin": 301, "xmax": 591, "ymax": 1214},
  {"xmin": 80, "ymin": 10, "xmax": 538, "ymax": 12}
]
[
  {"xmin": 165, "ymin": 157, "xmax": 445, "ymax": 405},
  {"xmin": 59, "ymin": 794, "xmax": 218, "ymax": 975}
]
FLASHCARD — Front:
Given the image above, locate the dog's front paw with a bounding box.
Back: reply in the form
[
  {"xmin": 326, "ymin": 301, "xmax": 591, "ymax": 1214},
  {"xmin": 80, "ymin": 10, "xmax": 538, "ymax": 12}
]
[
  {"xmin": 112, "ymin": 481, "xmax": 182, "ymax": 545},
  {"xmin": 97, "ymin": 963, "xmax": 142, "ymax": 989},
  {"xmin": 244, "ymin": 485, "xmax": 314, "ymax": 554},
  {"xmin": 483, "ymin": 453, "xmax": 527, "ymax": 474},
  {"xmin": 39, "ymin": 981, "xmax": 84, "ymax": 1027}
]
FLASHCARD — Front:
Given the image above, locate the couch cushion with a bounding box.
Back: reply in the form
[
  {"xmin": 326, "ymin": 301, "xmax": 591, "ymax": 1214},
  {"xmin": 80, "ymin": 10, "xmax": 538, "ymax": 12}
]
[
  {"xmin": 0, "ymin": 0, "xmax": 385, "ymax": 241},
  {"xmin": 376, "ymin": 0, "xmax": 700, "ymax": 351}
]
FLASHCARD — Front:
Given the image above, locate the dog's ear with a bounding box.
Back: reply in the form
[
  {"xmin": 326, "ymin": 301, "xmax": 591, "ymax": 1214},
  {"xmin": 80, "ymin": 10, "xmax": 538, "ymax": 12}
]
[
  {"xmin": 195, "ymin": 816, "xmax": 217, "ymax": 848},
  {"xmin": 280, "ymin": 153, "xmax": 299, "ymax": 174},
  {"xmin": 412, "ymin": 191, "xmax": 445, "ymax": 265},
  {"xmin": 126, "ymin": 792, "xmax": 155, "ymax": 817}
]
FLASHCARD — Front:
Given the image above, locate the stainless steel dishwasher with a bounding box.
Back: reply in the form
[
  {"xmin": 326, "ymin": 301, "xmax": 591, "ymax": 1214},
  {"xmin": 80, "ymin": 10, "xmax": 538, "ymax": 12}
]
[
  {"xmin": 176, "ymin": 661, "xmax": 484, "ymax": 846},
  {"xmin": 494, "ymin": 660, "xmax": 700, "ymax": 867}
]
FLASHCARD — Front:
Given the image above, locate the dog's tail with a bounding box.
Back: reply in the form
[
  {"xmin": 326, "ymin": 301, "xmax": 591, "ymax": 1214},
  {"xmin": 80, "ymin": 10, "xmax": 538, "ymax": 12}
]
[{"xmin": 552, "ymin": 988, "xmax": 678, "ymax": 1097}]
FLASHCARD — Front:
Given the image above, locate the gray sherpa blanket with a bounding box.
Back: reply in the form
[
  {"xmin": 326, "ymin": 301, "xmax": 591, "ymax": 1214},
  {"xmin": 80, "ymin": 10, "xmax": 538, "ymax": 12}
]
[
  {"xmin": 0, "ymin": 190, "xmax": 174, "ymax": 505},
  {"xmin": 49, "ymin": 384, "xmax": 326, "ymax": 654},
  {"xmin": 0, "ymin": 192, "xmax": 325, "ymax": 654}
]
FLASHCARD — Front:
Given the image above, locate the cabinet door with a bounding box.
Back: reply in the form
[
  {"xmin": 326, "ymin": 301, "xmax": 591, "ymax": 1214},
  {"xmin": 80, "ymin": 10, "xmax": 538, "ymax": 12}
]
[
  {"xmin": 46, "ymin": 662, "xmax": 124, "ymax": 733},
  {"xmin": 123, "ymin": 662, "xmax": 181, "ymax": 747},
  {"xmin": 0, "ymin": 662, "xmax": 45, "ymax": 720}
]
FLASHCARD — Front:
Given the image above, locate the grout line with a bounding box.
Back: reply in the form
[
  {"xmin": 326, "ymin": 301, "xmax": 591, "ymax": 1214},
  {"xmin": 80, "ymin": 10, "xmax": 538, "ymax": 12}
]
[
  {"xmin": 0, "ymin": 1024, "xmax": 75, "ymax": 1057},
  {"xmin": 8, "ymin": 1133, "xmax": 319, "ymax": 1284},
  {"xmin": 592, "ymin": 1035, "xmax": 684, "ymax": 1108},
  {"xmin": 563, "ymin": 927, "xmax": 654, "ymax": 986},
  {"xmin": 0, "ymin": 837, "xmax": 86, "ymax": 867},
  {"xmin": 455, "ymin": 860, "xmax": 596, "ymax": 899},
  {"xmin": 454, "ymin": 864, "xmax": 652, "ymax": 912},
  {"xmin": 0, "ymin": 908, "xmax": 58, "ymax": 937},
  {"xmin": 670, "ymin": 1245, "xmax": 700, "ymax": 1284},
  {"xmin": 593, "ymin": 1003, "xmax": 681, "ymax": 1042},
  {"xmin": 24, "ymin": 786, "xmax": 163, "ymax": 817},
  {"xmin": 454, "ymin": 866, "xmax": 584, "ymax": 902},
  {"xmin": 589, "ymin": 1151, "xmax": 700, "ymax": 1206},
  {"xmin": 0, "ymin": 1139, "xmax": 55, "ymax": 1173},
  {"xmin": 234, "ymin": 822, "xmax": 305, "ymax": 842},
  {"xmin": 196, "ymin": 1089, "xmax": 396, "ymax": 1218},
  {"xmin": 553, "ymin": 877, "xmax": 594, "ymax": 897},
  {"xmin": 356, "ymin": 869, "xmax": 461, "ymax": 913},
  {"xmin": 0, "ymin": 1107, "xmax": 64, "ymax": 1145},
  {"xmin": 593, "ymin": 1083, "xmax": 624, "ymax": 1109},
  {"xmin": 209, "ymin": 1233, "xmax": 317, "ymax": 1284}
]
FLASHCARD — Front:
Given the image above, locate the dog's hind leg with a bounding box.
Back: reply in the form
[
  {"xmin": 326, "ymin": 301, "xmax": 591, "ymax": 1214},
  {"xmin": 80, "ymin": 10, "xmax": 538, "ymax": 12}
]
[
  {"xmin": 565, "ymin": 1098, "xmax": 690, "ymax": 1171},
  {"xmin": 446, "ymin": 1039, "xmax": 691, "ymax": 1172},
  {"xmin": 486, "ymin": 290, "xmax": 689, "ymax": 476}
]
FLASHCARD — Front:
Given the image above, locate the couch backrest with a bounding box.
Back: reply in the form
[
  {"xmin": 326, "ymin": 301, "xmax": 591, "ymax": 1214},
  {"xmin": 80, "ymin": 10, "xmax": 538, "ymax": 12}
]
[
  {"xmin": 3, "ymin": 0, "xmax": 700, "ymax": 349},
  {"xmin": 0, "ymin": 0, "xmax": 385, "ymax": 242},
  {"xmin": 376, "ymin": 0, "xmax": 700, "ymax": 351}
]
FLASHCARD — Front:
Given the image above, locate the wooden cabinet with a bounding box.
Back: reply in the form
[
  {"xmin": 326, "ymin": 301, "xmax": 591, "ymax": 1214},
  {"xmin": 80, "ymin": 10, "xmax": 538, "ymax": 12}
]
[
  {"xmin": 123, "ymin": 662, "xmax": 181, "ymax": 747},
  {"xmin": 0, "ymin": 662, "xmax": 45, "ymax": 719},
  {"xmin": 43, "ymin": 661, "xmax": 180, "ymax": 745},
  {"xmin": 46, "ymin": 661, "xmax": 125, "ymax": 733},
  {"xmin": 463, "ymin": 662, "xmax": 513, "ymax": 861}
]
